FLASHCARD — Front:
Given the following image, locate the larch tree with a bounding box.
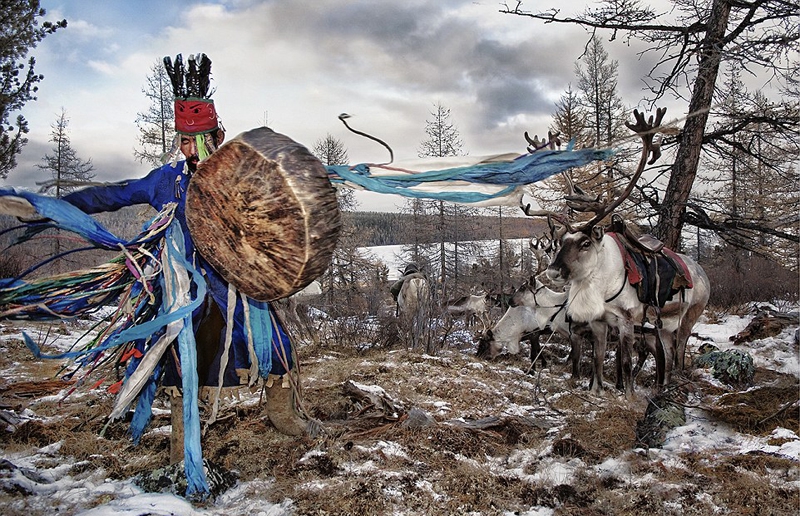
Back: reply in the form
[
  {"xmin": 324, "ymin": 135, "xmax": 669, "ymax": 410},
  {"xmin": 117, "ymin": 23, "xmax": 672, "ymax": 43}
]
[
  {"xmin": 572, "ymin": 34, "xmax": 634, "ymax": 221},
  {"xmin": 695, "ymin": 63, "xmax": 799, "ymax": 270},
  {"xmin": 0, "ymin": 1, "xmax": 66, "ymax": 177},
  {"xmin": 551, "ymin": 84, "xmax": 592, "ymax": 148},
  {"xmin": 502, "ymin": 0, "xmax": 799, "ymax": 253},
  {"xmin": 36, "ymin": 108, "xmax": 94, "ymax": 198},
  {"xmin": 312, "ymin": 133, "xmax": 355, "ymax": 211},
  {"xmin": 413, "ymin": 102, "xmax": 479, "ymax": 298},
  {"xmin": 35, "ymin": 107, "xmax": 94, "ymax": 273},
  {"xmin": 529, "ymin": 38, "xmax": 630, "ymax": 228},
  {"xmin": 134, "ymin": 59, "xmax": 175, "ymax": 167},
  {"xmin": 575, "ymin": 34, "xmax": 628, "ymax": 150},
  {"xmin": 311, "ymin": 133, "xmax": 368, "ymax": 307},
  {"xmin": 538, "ymin": 84, "xmax": 593, "ymax": 214}
]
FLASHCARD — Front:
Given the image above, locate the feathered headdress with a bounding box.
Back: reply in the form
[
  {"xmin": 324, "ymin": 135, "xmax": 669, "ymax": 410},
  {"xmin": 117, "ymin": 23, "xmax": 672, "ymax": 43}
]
[{"xmin": 163, "ymin": 53, "xmax": 219, "ymax": 135}]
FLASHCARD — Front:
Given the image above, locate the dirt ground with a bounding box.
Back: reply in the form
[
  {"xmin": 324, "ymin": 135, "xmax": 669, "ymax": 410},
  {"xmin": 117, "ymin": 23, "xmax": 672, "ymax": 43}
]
[{"xmin": 0, "ymin": 318, "xmax": 798, "ymax": 515}]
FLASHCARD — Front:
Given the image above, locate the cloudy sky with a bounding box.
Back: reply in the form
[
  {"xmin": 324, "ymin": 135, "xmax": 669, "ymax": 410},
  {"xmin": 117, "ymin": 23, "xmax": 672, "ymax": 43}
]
[{"xmin": 8, "ymin": 0, "xmax": 667, "ymax": 211}]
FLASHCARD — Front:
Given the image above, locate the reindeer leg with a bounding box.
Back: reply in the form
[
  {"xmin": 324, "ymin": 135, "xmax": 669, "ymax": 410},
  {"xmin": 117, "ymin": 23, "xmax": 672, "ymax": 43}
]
[
  {"xmin": 618, "ymin": 320, "xmax": 636, "ymax": 397},
  {"xmin": 527, "ymin": 330, "xmax": 545, "ymax": 371},
  {"xmin": 568, "ymin": 332, "xmax": 582, "ymax": 379},
  {"xmin": 615, "ymin": 341, "xmax": 624, "ymax": 392},
  {"xmin": 659, "ymin": 329, "xmax": 676, "ymax": 386},
  {"xmin": 676, "ymin": 295, "xmax": 698, "ymax": 371},
  {"xmin": 632, "ymin": 332, "xmax": 649, "ymax": 379},
  {"xmin": 589, "ymin": 321, "xmax": 607, "ymax": 394}
]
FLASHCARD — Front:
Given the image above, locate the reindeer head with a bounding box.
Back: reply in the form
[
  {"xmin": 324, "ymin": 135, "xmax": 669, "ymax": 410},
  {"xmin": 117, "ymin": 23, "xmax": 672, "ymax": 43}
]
[
  {"xmin": 509, "ymin": 276, "xmax": 534, "ymax": 307},
  {"xmin": 475, "ymin": 329, "xmax": 496, "ymax": 359},
  {"xmin": 546, "ymin": 226, "xmax": 606, "ymax": 286},
  {"xmin": 524, "ymin": 108, "xmax": 667, "ymax": 286}
]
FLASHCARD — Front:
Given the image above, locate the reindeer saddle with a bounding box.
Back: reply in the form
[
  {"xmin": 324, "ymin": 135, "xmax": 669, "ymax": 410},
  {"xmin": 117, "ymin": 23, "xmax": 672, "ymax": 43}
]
[{"xmin": 607, "ymin": 218, "xmax": 693, "ymax": 308}]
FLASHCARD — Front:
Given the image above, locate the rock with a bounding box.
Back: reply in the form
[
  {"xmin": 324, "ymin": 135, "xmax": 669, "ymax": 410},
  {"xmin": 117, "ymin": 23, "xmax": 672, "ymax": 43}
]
[
  {"xmin": 400, "ymin": 407, "xmax": 437, "ymax": 429},
  {"xmin": 636, "ymin": 393, "xmax": 686, "ymax": 448},
  {"xmin": 695, "ymin": 349, "xmax": 755, "ymax": 387},
  {"xmin": 133, "ymin": 459, "xmax": 237, "ymax": 499}
]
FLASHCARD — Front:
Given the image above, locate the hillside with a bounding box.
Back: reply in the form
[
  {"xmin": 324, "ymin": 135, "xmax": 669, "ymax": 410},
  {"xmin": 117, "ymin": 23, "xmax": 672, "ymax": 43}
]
[
  {"xmin": 344, "ymin": 210, "xmax": 548, "ymax": 247},
  {"xmin": 0, "ymin": 307, "xmax": 797, "ymax": 515}
]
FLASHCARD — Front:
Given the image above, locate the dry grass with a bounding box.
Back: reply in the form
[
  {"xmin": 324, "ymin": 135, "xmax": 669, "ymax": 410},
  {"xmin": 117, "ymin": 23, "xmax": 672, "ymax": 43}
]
[{"xmin": 0, "ymin": 318, "xmax": 798, "ymax": 516}]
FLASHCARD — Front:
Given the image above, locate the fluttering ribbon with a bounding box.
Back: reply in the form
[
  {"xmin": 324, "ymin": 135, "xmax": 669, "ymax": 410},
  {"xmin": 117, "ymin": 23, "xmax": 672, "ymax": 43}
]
[{"xmin": 326, "ymin": 146, "xmax": 615, "ymax": 206}]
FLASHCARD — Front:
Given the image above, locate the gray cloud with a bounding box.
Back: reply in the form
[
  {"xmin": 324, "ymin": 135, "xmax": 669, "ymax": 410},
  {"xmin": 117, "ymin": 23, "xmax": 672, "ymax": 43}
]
[{"xmin": 5, "ymin": 0, "xmax": 678, "ymax": 213}]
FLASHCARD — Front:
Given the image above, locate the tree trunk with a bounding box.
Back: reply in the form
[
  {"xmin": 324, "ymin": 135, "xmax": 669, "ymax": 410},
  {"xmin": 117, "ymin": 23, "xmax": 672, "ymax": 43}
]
[{"xmin": 656, "ymin": 0, "xmax": 731, "ymax": 250}]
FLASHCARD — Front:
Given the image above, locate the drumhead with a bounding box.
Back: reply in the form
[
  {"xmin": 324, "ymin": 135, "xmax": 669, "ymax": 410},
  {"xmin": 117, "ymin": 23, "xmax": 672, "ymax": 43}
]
[{"xmin": 186, "ymin": 127, "xmax": 341, "ymax": 301}]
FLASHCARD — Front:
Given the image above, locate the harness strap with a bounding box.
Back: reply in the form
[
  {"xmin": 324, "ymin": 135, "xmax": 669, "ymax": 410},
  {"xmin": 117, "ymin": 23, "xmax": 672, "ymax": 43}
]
[
  {"xmin": 605, "ymin": 268, "xmax": 628, "ymax": 303},
  {"xmin": 531, "ymin": 284, "xmax": 568, "ymax": 328},
  {"xmin": 547, "ymin": 301, "xmax": 567, "ymax": 326}
]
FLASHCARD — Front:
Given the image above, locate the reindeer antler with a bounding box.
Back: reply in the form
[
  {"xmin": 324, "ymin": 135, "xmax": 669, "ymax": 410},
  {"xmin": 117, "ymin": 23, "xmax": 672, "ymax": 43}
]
[
  {"xmin": 625, "ymin": 107, "xmax": 666, "ymax": 165},
  {"xmin": 530, "ymin": 233, "xmax": 557, "ymax": 275},
  {"xmin": 518, "ymin": 109, "xmax": 665, "ymax": 235},
  {"xmin": 563, "ymin": 171, "xmax": 604, "ymax": 213},
  {"xmin": 519, "ymin": 200, "xmax": 572, "ymax": 228},
  {"xmin": 524, "ymin": 130, "xmax": 562, "ymax": 153},
  {"xmin": 578, "ymin": 107, "xmax": 666, "ymax": 230}
]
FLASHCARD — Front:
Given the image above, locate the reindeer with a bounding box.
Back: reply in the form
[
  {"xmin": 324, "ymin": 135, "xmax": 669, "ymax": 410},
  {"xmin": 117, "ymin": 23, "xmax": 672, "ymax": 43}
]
[
  {"xmin": 475, "ymin": 305, "xmax": 547, "ymax": 370},
  {"xmin": 476, "ymin": 234, "xmax": 569, "ymax": 371},
  {"xmin": 396, "ymin": 275, "xmax": 431, "ymax": 320},
  {"xmin": 505, "ymin": 238, "xmax": 590, "ymax": 378},
  {"xmin": 524, "ymin": 108, "xmax": 710, "ymax": 395},
  {"xmin": 510, "ymin": 275, "xmax": 663, "ymax": 383},
  {"xmin": 445, "ymin": 292, "xmax": 493, "ymax": 329},
  {"xmin": 508, "ymin": 276, "xmax": 582, "ymax": 376}
]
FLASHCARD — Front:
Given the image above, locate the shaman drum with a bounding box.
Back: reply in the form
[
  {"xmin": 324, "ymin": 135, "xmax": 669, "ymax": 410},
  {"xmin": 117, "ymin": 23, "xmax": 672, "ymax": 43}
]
[{"xmin": 186, "ymin": 127, "xmax": 341, "ymax": 301}]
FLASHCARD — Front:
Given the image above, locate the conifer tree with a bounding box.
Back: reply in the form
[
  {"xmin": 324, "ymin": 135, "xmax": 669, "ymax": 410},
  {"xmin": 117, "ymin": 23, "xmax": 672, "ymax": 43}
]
[
  {"xmin": 134, "ymin": 59, "xmax": 175, "ymax": 167},
  {"xmin": 0, "ymin": 1, "xmax": 66, "ymax": 177},
  {"xmin": 37, "ymin": 108, "xmax": 94, "ymax": 198}
]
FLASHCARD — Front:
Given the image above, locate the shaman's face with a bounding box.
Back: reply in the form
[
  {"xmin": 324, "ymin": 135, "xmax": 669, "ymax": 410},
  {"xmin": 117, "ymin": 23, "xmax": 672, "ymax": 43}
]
[{"xmin": 179, "ymin": 134, "xmax": 200, "ymax": 172}]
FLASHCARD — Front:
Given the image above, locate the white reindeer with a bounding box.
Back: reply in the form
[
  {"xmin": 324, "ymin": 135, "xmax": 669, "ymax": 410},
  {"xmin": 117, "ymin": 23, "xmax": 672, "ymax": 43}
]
[
  {"xmin": 475, "ymin": 305, "xmax": 547, "ymax": 370},
  {"xmin": 397, "ymin": 275, "xmax": 430, "ymax": 319},
  {"xmin": 508, "ymin": 276, "xmax": 586, "ymax": 377},
  {"xmin": 539, "ymin": 109, "xmax": 710, "ymax": 395}
]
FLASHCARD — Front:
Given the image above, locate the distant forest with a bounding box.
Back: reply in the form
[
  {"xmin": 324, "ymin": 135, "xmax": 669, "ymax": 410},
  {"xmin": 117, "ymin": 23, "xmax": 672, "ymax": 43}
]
[
  {"xmin": 0, "ymin": 208, "xmax": 549, "ymax": 279},
  {"xmin": 344, "ymin": 211, "xmax": 547, "ymax": 247}
]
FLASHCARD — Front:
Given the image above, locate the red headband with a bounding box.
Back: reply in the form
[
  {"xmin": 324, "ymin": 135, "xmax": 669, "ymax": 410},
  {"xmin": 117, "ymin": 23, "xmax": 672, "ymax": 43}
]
[{"xmin": 175, "ymin": 98, "xmax": 219, "ymax": 135}]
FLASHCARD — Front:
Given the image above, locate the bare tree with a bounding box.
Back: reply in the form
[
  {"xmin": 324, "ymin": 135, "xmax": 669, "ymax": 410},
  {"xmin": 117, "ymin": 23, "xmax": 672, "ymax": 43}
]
[
  {"xmin": 313, "ymin": 133, "xmax": 349, "ymax": 166},
  {"xmin": 134, "ymin": 59, "xmax": 175, "ymax": 167},
  {"xmin": 417, "ymin": 102, "xmax": 464, "ymax": 159},
  {"xmin": 502, "ymin": 0, "xmax": 800, "ymax": 251},
  {"xmin": 694, "ymin": 63, "xmax": 799, "ymax": 269},
  {"xmin": 312, "ymin": 133, "xmax": 368, "ymax": 306},
  {"xmin": 397, "ymin": 198, "xmax": 436, "ymax": 282},
  {"xmin": 413, "ymin": 102, "xmax": 481, "ymax": 296},
  {"xmin": 37, "ymin": 108, "xmax": 95, "ymax": 198},
  {"xmin": 0, "ymin": 2, "xmax": 66, "ymax": 177},
  {"xmin": 312, "ymin": 133, "xmax": 355, "ymax": 211}
]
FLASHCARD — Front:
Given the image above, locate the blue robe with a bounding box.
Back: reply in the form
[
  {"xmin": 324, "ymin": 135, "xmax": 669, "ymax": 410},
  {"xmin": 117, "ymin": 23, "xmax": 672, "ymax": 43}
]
[{"xmin": 63, "ymin": 160, "xmax": 293, "ymax": 387}]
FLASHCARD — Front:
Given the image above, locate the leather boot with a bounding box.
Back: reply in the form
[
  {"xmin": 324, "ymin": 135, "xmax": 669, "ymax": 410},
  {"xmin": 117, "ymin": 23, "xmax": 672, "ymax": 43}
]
[{"xmin": 264, "ymin": 373, "xmax": 309, "ymax": 436}]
